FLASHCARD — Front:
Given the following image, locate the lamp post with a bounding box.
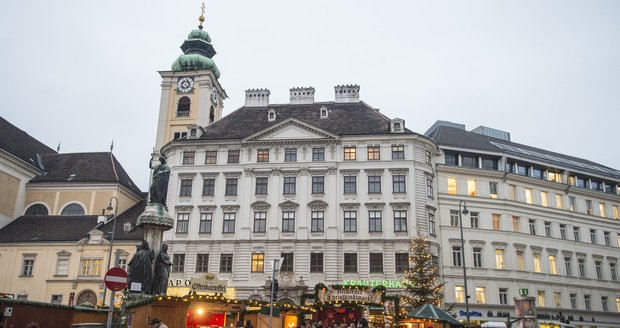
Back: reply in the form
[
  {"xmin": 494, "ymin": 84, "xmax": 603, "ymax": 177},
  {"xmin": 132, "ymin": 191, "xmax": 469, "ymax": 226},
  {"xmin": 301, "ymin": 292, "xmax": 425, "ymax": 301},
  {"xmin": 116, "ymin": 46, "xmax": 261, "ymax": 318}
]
[
  {"xmin": 458, "ymin": 200, "xmax": 470, "ymax": 327},
  {"xmin": 104, "ymin": 197, "xmax": 119, "ymax": 328}
]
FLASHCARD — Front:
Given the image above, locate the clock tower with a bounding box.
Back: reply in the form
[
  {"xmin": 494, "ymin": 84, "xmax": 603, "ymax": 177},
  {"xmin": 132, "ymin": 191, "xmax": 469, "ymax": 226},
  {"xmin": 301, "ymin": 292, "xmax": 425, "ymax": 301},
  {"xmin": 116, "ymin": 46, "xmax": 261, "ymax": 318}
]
[{"xmin": 153, "ymin": 10, "xmax": 227, "ymax": 155}]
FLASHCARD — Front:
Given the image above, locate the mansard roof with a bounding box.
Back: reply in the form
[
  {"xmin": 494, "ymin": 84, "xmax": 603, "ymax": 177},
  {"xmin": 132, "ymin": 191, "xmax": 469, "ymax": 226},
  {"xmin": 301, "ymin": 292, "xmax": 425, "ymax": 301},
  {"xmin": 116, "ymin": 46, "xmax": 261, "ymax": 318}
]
[
  {"xmin": 30, "ymin": 152, "xmax": 142, "ymax": 195},
  {"xmin": 0, "ymin": 116, "xmax": 57, "ymax": 170},
  {"xmin": 430, "ymin": 125, "xmax": 620, "ymax": 180},
  {"xmin": 198, "ymin": 101, "xmax": 415, "ymax": 140}
]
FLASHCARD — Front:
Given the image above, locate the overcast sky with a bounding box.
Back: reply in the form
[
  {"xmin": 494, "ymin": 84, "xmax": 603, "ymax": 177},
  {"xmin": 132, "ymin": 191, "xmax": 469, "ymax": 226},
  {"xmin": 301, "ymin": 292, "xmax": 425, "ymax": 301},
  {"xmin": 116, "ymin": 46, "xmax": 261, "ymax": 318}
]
[{"xmin": 1, "ymin": 1, "xmax": 619, "ymax": 191}]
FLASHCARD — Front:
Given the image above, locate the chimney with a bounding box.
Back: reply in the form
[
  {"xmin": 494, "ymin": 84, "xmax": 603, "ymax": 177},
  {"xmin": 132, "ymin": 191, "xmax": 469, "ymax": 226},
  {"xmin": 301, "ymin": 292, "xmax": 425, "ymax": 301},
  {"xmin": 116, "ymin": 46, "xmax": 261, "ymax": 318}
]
[
  {"xmin": 334, "ymin": 85, "xmax": 360, "ymax": 103},
  {"xmin": 245, "ymin": 89, "xmax": 270, "ymax": 107},
  {"xmin": 290, "ymin": 87, "xmax": 315, "ymax": 104}
]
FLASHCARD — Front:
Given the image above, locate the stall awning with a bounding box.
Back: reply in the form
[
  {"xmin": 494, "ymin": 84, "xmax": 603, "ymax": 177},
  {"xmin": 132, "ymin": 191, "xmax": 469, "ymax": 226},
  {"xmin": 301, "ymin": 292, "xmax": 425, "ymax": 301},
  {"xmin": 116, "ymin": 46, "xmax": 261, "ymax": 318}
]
[{"xmin": 407, "ymin": 304, "xmax": 461, "ymax": 325}]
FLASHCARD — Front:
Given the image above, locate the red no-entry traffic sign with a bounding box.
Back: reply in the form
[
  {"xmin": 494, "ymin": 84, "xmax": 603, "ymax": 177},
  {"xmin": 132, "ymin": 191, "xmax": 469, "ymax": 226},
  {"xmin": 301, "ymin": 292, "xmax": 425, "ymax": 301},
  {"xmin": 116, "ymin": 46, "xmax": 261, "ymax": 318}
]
[{"xmin": 104, "ymin": 267, "xmax": 128, "ymax": 291}]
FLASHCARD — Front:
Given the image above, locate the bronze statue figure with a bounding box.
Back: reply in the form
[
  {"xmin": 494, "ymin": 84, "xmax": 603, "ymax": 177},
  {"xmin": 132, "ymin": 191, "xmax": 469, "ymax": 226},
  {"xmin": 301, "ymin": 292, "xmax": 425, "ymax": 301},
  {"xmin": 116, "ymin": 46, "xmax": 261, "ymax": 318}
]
[
  {"xmin": 152, "ymin": 244, "xmax": 173, "ymax": 295},
  {"xmin": 149, "ymin": 156, "xmax": 170, "ymax": 206},
  {"xmin": 128, "ymin": 240, "xmax": 155, "ymax": 293}
]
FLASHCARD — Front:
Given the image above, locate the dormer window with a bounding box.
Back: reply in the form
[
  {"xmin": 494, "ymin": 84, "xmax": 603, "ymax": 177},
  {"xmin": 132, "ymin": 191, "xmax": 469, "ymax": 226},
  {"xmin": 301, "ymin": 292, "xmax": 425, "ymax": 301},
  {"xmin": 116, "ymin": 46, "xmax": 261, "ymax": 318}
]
[
  {"xmin": 190, "ymin": 128, "xmax": 197, "ymax": 137},
  {"xmin": 268, "ymin": 108, "xmax": 277, "ymax": 122},
  {"xmin": 390, "ymin": 118, "xmax": 405, "ymax": 133},
  {"xmin": 394, "ymin": 123, "xmax": 401, "ymax": 132},
  {"xmin": 320, "ymin": 106, "xmax": 329, "ymax": 118},
  {"xmin": 123, "ymin": 223, "xmax": 132, "ymax": 232}
]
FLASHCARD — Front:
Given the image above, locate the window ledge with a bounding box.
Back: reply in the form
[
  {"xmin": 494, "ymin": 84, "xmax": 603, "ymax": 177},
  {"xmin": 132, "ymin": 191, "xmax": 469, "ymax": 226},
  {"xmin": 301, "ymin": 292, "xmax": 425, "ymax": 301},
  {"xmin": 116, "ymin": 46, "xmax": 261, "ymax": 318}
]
[
  {"xmin": 18, "ymin": 275, "xmax": 33, "ymax": 278},
  {"xmin": 53, "ymin": 274, "xmax": 69, "ymax": 278}
]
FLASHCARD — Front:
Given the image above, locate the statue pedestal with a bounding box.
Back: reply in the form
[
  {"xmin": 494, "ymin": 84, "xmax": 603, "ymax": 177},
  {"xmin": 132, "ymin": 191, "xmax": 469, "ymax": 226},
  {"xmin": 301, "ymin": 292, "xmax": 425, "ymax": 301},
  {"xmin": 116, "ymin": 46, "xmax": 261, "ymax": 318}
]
[{"xmin": 137, "ymin": 203, "xmax": 173, "ymax": 269}]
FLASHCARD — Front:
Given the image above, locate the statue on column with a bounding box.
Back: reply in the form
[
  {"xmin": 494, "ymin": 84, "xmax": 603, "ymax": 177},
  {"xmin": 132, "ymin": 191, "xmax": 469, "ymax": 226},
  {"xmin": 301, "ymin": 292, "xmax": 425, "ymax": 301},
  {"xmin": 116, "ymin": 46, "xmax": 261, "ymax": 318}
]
[
  {"xmin": 152, "ymin": 244, "xmax": 173, "ymax": 295},
  {"xmin": 128, "ymin": 240, "xmax": 155, "ymax": 293},
  {"xmin": 149, "ymin": 156, "xmax": 170, "ymax": 206}
]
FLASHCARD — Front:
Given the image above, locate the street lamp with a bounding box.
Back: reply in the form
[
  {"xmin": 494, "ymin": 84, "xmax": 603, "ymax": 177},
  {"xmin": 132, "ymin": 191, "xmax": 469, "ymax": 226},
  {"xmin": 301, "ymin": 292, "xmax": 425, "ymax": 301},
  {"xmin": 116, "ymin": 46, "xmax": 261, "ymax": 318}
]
[
  {"xmin": 104, "ymin": 196, "xmax": 119, "ymax": 328},
  {"xmin": 458, "ymin": 200, "xmax": 470, "ymax": 327}
]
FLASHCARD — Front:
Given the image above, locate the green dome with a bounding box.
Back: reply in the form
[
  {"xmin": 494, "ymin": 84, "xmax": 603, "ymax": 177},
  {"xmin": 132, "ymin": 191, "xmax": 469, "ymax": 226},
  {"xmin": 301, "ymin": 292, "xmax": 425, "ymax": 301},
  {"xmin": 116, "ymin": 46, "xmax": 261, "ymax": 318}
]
[
  {"xmin": 187, "ymin": 29, "xmax": 211, "ymax": 43},
  {"xmin": 171, "ymin": 54, "xmax": 221, "ymax": 78}
]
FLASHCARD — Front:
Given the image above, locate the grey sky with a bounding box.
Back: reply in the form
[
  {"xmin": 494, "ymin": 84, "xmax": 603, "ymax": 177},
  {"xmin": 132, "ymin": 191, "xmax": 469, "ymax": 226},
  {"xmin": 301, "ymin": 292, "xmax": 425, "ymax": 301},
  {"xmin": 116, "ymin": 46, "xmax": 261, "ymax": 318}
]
[{"xmin": 1, "ymin": 1, "xmax": 619, "ymax": 190}]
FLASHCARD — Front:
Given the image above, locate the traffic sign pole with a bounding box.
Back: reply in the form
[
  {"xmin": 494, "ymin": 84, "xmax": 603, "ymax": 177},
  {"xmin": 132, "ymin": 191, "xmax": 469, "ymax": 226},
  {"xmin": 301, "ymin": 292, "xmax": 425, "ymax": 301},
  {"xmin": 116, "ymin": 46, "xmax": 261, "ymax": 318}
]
[{"xmin": 104, "ymin": 263, "xmax": 127, "ymax": 328}]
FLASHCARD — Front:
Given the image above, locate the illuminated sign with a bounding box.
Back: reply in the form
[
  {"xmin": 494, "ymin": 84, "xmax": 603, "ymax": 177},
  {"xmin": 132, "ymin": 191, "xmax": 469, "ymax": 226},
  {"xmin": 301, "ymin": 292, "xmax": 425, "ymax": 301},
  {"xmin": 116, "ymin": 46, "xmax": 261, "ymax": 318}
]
[
  {"xmin": 459, "ymin": 310, "xmax": 483, "ymax": 317},
  {"xmin": 341, "ymin": 280, "xmax": 412, "ymax": 288},
  {"xmin": 318, "ymin": 286, "xmax": 383, "ymax": 303},
  {"xmin": 168, "ymin": 273, "xmax": 228, "ymax": 294}
]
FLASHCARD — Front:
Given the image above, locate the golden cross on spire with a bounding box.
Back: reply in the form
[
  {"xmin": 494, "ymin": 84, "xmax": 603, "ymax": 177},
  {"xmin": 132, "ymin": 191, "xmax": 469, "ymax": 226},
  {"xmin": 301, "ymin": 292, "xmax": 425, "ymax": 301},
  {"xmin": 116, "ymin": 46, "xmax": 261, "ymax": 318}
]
[{"xmin": 199, "ymin": 1, "xmax": 206, "ymax": 29}]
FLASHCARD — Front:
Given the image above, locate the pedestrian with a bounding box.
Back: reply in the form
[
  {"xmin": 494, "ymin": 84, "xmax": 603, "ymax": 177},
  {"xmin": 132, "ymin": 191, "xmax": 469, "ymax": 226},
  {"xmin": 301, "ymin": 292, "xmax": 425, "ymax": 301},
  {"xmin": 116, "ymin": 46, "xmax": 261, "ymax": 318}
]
[
  {"xmin": 245, "ymin": 319, "xmax": 254, "ymax": 328},
  {"xmin": 149, "ymin": 318, "xmax": 169, "ymax": 328}
]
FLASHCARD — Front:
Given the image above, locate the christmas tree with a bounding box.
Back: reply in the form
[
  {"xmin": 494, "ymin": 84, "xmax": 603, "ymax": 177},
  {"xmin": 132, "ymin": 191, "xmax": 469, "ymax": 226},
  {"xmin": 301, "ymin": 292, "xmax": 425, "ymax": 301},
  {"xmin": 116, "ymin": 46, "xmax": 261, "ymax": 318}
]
[{"xmin": 401, "ymin": 228, "xmax": 444, "ymax": 310}]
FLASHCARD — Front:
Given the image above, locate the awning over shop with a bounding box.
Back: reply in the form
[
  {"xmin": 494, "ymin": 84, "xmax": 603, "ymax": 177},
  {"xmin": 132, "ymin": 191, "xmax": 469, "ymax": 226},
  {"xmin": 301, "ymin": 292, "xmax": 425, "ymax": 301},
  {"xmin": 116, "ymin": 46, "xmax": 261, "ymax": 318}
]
[{"xmin": 407, "ymin": 304, "xmax": 462, "ymax": 326}]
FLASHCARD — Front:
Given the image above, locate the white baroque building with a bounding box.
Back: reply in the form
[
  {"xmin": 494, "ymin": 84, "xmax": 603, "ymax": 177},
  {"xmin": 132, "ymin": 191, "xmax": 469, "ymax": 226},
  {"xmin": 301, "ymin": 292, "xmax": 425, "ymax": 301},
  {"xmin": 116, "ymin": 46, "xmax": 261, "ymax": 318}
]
[
  {"xmin": 427, "ymin": 121, "xmax": 620, "ymax": 327},
  {"xmin": 159, "ymin": 86, "xmax": 439, "ymax": 302}
]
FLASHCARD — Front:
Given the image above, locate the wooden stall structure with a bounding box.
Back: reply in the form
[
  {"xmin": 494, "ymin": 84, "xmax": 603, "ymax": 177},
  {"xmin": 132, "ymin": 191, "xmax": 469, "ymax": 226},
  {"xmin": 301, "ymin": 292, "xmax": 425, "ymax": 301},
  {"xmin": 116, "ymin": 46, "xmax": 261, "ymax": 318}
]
[{"xmin": 0, "ymin": 298, "xmax": 107, "ymax": 327}]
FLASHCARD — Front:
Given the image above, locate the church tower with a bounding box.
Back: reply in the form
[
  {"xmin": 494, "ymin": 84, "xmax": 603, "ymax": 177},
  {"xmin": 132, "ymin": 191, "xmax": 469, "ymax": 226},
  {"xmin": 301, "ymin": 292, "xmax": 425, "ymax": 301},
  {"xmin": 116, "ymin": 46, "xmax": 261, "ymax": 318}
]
[{"xmin": 154, "ymin": 8, "xmax": 227, "ymax": 155}]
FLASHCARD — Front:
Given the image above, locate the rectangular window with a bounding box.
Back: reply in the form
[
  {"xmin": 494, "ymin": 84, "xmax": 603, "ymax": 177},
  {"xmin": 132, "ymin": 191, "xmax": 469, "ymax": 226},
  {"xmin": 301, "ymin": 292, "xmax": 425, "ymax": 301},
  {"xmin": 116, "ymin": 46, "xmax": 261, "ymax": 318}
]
[
  {"xmin": 180, "ymin": 179, "xmax": 193, "ymax": 197},
  {"xmin": 548, "ymin": 171, "xmax": 562, "ymax": 183},
  {"xmin": 391, "ymin": 145, "xmax": 405, "ymax": 159},
  {"xmin": 482, "ymin": 157, "xmax": 497, "ymax": 170},
  {"xmin": 22, "ymin": 257, "xmax": 35, "ymax": 276},
  {"xmin": 205, "ymin": 150, "xmax": 217, "ymax": 164},
  {"xmin": 541, "ymin": 191, "xmax": 549, "ymax": 207},
  {"xmin": 172, "ymin": 254, "xmax": 185, "ymax": 272},
  {"xmin": 604, "ymin": 231, "xmax": 611, "ymax": 246},
  {"xmin": 196, "ymin": 254, "xmax": 209, "ymax": 272},
  {"xmin": 393, "ymin": 175, "xmax": 406, "ymax": 193},
  {"xmin": 182, "ymin": 151, "xmax": 195, "ymax": 165},
  {"xmin": 225, "ymin": 178, "xmax": 238, "ymax": 196},
  {"xmin": 533, "ymin": 253, "xmax": 542, "ymax": 273},
  {"xmin": 549, "ymin": 255, "xmax": 558, "ymax": 274},
  {"xmin": 573, "ymin": 227, "xmax": 580, "ymax": 241},
  {"xmin": 202, "ymin": 178, "xmax": 215, "ymax": 196},
  {"xmin": 610, "ymin": 262, "xmax": 617, "ymax": 280},
  {"xmin": 368, "ymin": 176, "xmax": 381, "ymax": 193},
  {"xmin": 220, "ymin": 254, "xmax": 233, "ymax": 273},
  {"xmin": 254, "ymin": 212, "xmax": 267, "ymax": 233},
  {"xmin": 427, "ymin": 178, "xmax": 434, "ymax": 198},
  {"xmin": 367, "ymin": 145, "xmax": 380, "ymax": 160},
  {"xmin": 496, "ymin": 249, "xmax": 505, "ymax": 269},
  {"xmin": 227, "ymin": 149, "xmax": 240, "ymax": 163},
  {"xmin": 538, "ymin": 291, "xmax": 546, "ymax": 307},
  {"xmin": 428, "ymin": 212, "xmax": 436, "ymax": 236},
  {"xmin": 525, "ymin": 188, "xmax": 533, "ymax": 204},
  {"xmin": 284, "ymin": 148, "xmax": 297, "ymax": 162},
  {"xmin": 584, "ymin": 295, "xmax": 591, "ymax": 310},
  {"xmin": 312, "ymin": 147, "xmax": 325, "ymax": 161},
  {"xmin": 79, "ymin": 258, "xmax": 102, "ymax": 276},
  {"xmin": 51, "ymin": 294, "xmax": 63, "ymax": 305},
  {"xmin": 564, "ymin": 257, "xmax": 572, "ymax": 276},
  {"xmin": 476, "ymin": 287, "xmax": 486, "ymax": 304},
  {"xmin": 344, "ymin": 253, "xmax": 358, "ymax": 273},
  {"xmin": 452, "ymin": 246, "xmax": 462, "ymax": 267},
  {"xmin": 560, "ymin": 224, "xmax": 567, "ymax": 239},
  {"xmin": 447, "ymin": 178, "xmax": 457, "ymax": 194},
  {"xmin": 544, "ymin": 222, "xmax": 552, "ymax": 237},
  {"xmin": 395, "ymin": 253, "xmax": 409, "ymax": 273},
  {"xmin": 499, "ymin": 288, "xmax": 508, "ymax": 305},
  {"xmin": 344, "ymin": 211, "xmax": 357, "ymax": 232},
  {"xmin": 578, "ymin": 259, "xmax": 586, "ymax": 277},
  {"xmin": 492, "ymin": 214, "xmax": 501, "ymax": 231},
  {"xmin": 310, "ymin": 253, "xmax": 324, "ymax": 272},
  {"xmin": 595, "ymin": 261, "xmax": 603, "ymax": 279},
  {"xmin": 617, "ymin": 297, "xmax": 620, "ymax": 312},
  {"xmin": 467, "ymin": 179, "xmax": 477, "ymax": 196},
  {"xmin": 470, "ymin": 211, "xmax": 479, "ymax": 228},
  {"xmin": 281, "ymin": 253, "xmax": 294, "ymax": 272},
  {"xmin": 369, "ymin": 253, "xmax": 384, "ymax": 273},
  {"xmin": 517, "ymin": 251, "xmax": 525, "ymax": 271},
  {"xmin": 570, "ymin": 294, "xmax": 577, "ymax": 309},
  {"xmin": 368, "ymin": 210, "xmax": 382, "ymax": 232},
  {"xmin": 425, "ymin": 149, "xmax": 432, "ymax": 164},
  {"xmin": 283, "ymin": 177, "xmax": 296, "ymax": 194},
  {"xmin": 455, "ymin": 286, "xmax": 465, "ymax": 303},
  {"xmin": 509, "ymin": 184, "xmax": 517, "ymax": 200},
  {"xmin": 590, "ymin": 229, "xmax": 597, "ymax": 244},
  {"xmin": 599, "ymin": 203, "xmax": 607, "ymax": 217},
  {"xmin": 602, "ymin": 296, "xmax": 609, "ymax": 312},
  {"xmin": 473, "ymin": 247, "xmax": 483, "ymax": 268},
  {"xmin": 257, "ymin": 149, "xmax": 270, "ymax": 162},
  {"xmin": 529, "ymin": 219, "xmax": 536, "ymax": 235},
  {"xmin": 344, "ymin": 176, "xmax": 357, "ymax": 194},
  {"xmin": 199, "ymin": 213, "xmax": 212, "ymax": 233},
  {"xmin": 344, "ymin": 146, "xmax": 356, "ymax": 160},
  {"xmin": 462, "ymin": 155, "xmax": 478, "ymax": 168},
  {"xmin": 176, "ymin": 213, "xmax": 189, "ymax": 233},
  {"xmin": 555, "ymin": 194, "xmax": 563, "ymax": 209},
  {"xmin": 255, "ymin": 177, "xmax": 268, "ymax": 195},
  {"xmin": 56, "ymin": 258, "xmax": 69, "ymax": 276},
  {"xmin": 586, "ymin": 199, "xmax": 593, "ymax": 214},
  {"xmin": 512, "ymin": 216, "xmax": 520, "ymax": 232},
  {"xmin": 450, "ymin": 210, "xmax": 460, "ymax": 227},
  {"xmin": 569, "ymin": 196, "xmax": 576, "ymax": 211},
  {"xmin": 394, "ymin": 210, "xmax": 407, "ymax": 232},
  {"xmin": 223, "ymin": 213, "xmax": 236, "ymax": 233},
  {"xmin": 312, "ymin": 176, "xmax": 325, "ymax": 194},
  {"xmin": 282, "ymin": 211, "xmax": 295, "ymax": 232},
  {"xmin": 613, "ymin": 205, "xmax": 619, "ymax": 220},
  {"xmin": 311, "ymin": 211, "xmax": 324, "ymax": 232},
  {"xmin": 251, "ymin": 253, "xmax": 265, "ymax": 272},
  {"xmin": 489, "ymin": 182, "xmax": 498, "ymax": 198}
]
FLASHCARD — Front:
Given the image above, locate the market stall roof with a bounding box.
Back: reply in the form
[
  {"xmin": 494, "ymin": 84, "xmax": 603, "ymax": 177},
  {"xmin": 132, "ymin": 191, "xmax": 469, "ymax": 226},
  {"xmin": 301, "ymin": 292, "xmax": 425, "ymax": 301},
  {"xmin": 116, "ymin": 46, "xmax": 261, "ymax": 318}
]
[
  {"xmin": 481, "ymin": 322, "xmax": 507, "ymax": 328},
  {"xmin": 407, "ymin": 304, "xmax": 462, "ymax": 325}
]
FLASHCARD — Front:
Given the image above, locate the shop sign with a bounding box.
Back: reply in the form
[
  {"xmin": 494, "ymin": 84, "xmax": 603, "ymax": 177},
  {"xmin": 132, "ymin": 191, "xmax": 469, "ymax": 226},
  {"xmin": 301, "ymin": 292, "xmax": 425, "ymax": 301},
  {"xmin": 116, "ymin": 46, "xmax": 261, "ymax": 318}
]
[
  {"xmin": 459, "ymin": 310, "xmax": 482, "ymax": 317},
  {"xmin": 341, "ymin": 279, "xmax": 412, "ymax": 289},
  {"xmin": 189, "ymin": 273, "xmax": 228, "ymax": 294},
  {"xmin": 318, "ymin": 286, "xmax": 383, "ymax": 303}
]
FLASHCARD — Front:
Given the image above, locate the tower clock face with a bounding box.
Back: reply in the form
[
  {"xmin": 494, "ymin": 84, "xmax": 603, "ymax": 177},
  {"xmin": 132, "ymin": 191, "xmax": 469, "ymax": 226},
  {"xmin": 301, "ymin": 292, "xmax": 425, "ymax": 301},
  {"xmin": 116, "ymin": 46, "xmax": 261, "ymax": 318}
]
[
  {"xmin": 211, "ymin": 87, "xmax": 219, "ymax": 102},
  {"xmin": 177, "ymin": 77, "xmax": 194, "ymax": 93}
]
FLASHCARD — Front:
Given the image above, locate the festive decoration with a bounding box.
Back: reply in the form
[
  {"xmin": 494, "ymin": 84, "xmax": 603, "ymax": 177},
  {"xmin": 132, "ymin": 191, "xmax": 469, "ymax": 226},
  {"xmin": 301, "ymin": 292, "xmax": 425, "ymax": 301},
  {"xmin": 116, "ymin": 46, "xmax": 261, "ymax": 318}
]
[
  {"xmin": 312, "ymin": 283, "xmax": 385, "ymax": 306},
  {"xmin": 401, "ymin": 228, "xmax": 445, "ymax": 311}
]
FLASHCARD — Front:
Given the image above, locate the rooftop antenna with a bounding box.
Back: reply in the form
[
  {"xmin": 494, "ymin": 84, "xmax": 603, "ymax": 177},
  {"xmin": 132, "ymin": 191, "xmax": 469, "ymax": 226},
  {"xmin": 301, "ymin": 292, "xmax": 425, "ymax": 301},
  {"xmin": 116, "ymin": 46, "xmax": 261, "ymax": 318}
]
[
  {"xmin": 110, "ymin": 138, "xmax": 114, "ymax": 151},
  {"xmin": 56, "ymin": 141, "xmax": 61, "ymax": 152}
]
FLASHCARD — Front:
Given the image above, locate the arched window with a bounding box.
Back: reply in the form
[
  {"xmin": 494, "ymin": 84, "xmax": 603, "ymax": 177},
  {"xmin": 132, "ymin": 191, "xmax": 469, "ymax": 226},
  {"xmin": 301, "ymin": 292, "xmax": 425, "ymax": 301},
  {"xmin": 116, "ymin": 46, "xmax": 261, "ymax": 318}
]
[
  {"xmin": 177, "ymin": 97, "xmax": 191, "ymax": 117},
  {"xmin": 61, "ymin": 203, "xmax": 85, "ymax": 216},
  {"xmin": 25, "ymin": 204, "xmax": 48, "ymax": 216},
  {"xmin": 76, "ymin": 290, "xmax": 97, "ymax": 306}
]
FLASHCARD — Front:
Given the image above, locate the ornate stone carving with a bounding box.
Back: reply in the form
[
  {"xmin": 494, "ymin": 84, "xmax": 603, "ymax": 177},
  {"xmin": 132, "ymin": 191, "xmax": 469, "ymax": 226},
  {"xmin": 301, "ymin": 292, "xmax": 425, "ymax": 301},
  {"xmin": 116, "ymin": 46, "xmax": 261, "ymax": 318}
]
[
  {"xmin": 251, "ymin": 201, "xmax": 271, "ymax": 211},
  {"xmin": 221, "ymin": 205, "xmax": 240, "ymax": 212},
  {"xmin": 308, "ymin": 200, "xmax": 328, "ymax": 210},
  {"xmin": 364, "ymin": 169, "xmax": 385, "ymax": 176},
  {"xmin": 198, "ymin": 205, "xmax": 216, "ymax": 213},
  {"xmin": 340, "ymin": 203, "xmax": 360, "ymax": 210},
  {"xmin": 389, "ymin": 202, "xmax": 410, "ymax": 210},
  {"xmin": 364, "ymin": 202, "xmax": 385, "ymax": 210},
  {"xmin": 279, "ymin": 201, "xmax": 299, "ymax": 211},
  {"xmin": 341, "ymin": 169, "xmax": 360, "ymax": 176},
  {"xmin": 175, "ymin": 205, "xmax": 194, "ymax": 213}
]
